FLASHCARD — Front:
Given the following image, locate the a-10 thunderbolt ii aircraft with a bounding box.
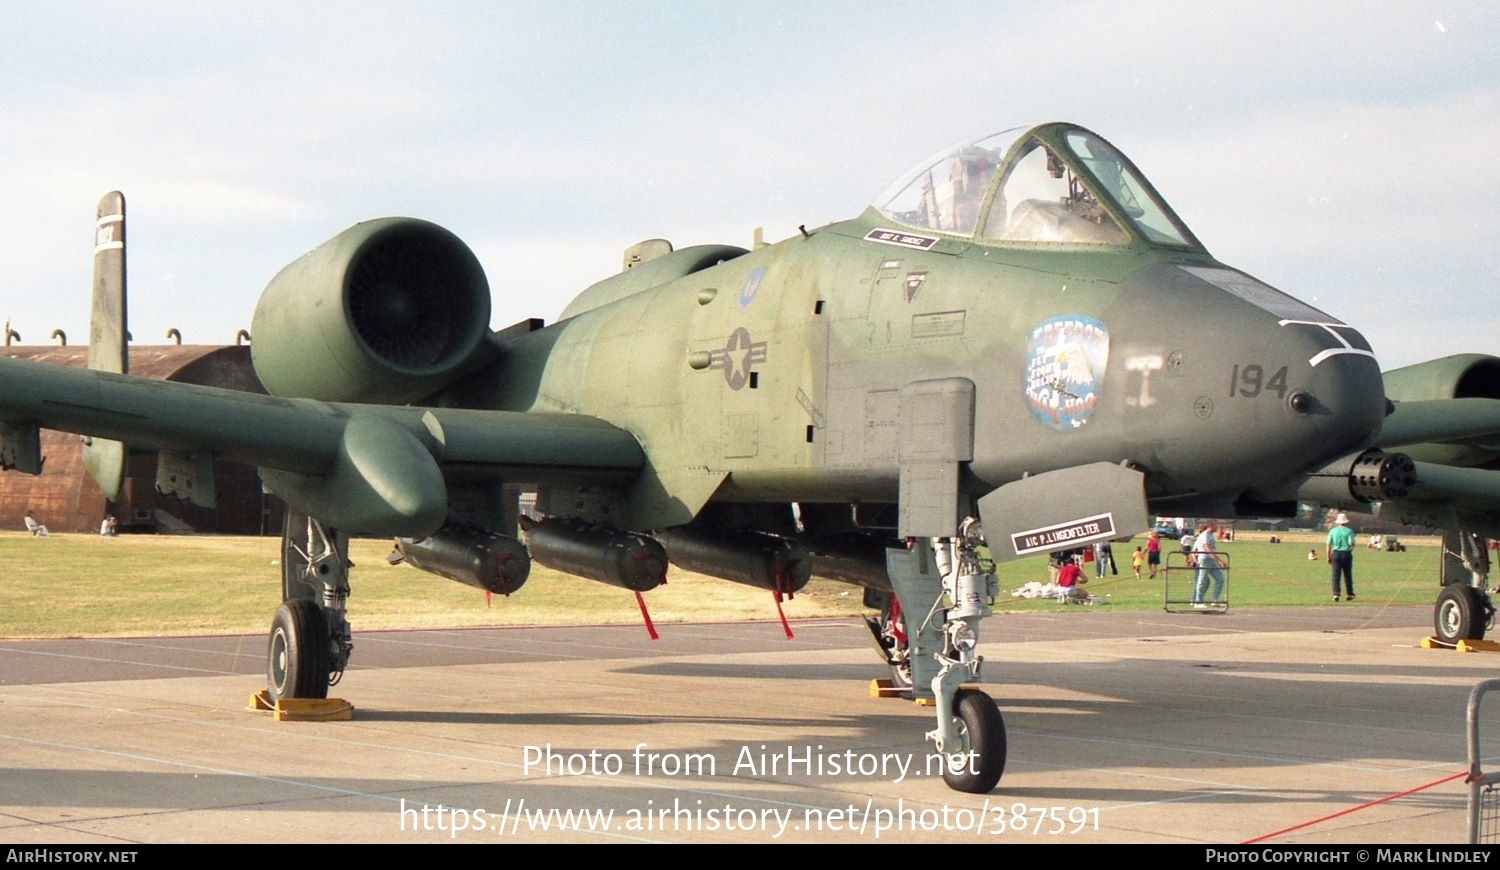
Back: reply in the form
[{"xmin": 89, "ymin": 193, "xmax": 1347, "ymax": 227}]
[{"xmin": 2, "ymin": 120, "xmax": 1499, "ymax": 795}]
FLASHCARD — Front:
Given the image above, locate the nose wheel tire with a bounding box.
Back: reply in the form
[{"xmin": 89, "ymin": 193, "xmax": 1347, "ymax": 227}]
[
  {"xmin": 268, "ymin": 599, "xmax": 331, "ymax": 702},
  {"xmin": 941, "ymin": 689, "xmax": 1007, "ymax": 794}
]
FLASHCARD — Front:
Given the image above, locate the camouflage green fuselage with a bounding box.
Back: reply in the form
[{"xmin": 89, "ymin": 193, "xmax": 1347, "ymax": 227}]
[{"xmin": 484, "ymin": 207, "xmax": 1387, "ymax": 532}]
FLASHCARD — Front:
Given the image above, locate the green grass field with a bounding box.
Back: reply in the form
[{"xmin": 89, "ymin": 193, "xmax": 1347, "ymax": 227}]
[
  {"xmin": 0, "ymin": 530, "xmax": 1445, "ymax": 638},
  {"xmin": 989, "ymin": 531, "xmax": 1442, "ymax": 612}
]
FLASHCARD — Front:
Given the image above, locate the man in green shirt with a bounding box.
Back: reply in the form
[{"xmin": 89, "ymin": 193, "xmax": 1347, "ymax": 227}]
[{"xmin": 1327, "ymin": 512, "xmax": 1356, "ymax": 602}]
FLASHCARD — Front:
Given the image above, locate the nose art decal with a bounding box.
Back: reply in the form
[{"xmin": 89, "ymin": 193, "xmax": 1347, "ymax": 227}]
[{"xmin": 1024, "ymin": 316, "xmax": 1110, "ymax": 430}]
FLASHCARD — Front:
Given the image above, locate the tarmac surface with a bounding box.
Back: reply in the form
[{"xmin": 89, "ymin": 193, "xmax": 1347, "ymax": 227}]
[{"xmin": 1, "ymin": 604, "xmax": 1497, "ymax": 844}]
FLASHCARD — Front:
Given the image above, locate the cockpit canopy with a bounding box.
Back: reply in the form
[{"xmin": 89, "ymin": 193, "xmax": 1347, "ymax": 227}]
[{"xmin": 874, "ymin": 122, "xmax": 1200, "ymax": 248}]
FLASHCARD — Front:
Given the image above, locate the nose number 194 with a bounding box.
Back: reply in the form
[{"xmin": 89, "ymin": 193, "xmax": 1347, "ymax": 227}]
[{"xmin": 1229, "ymin": 363, "xmax": 1288, "ymax": 400}]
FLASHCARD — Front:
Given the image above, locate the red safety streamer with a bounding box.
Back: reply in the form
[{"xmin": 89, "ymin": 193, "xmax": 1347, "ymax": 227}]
[
  {"xmin": 772, "ymin": 562, "xmax": 794, "ymax": 640},
  {"xmin": 634, "ymin": 590, "xmax": 660, "ymax": 640}
]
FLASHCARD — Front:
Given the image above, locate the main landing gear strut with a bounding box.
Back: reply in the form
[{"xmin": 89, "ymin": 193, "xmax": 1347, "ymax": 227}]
[
  {"xmin": 268, "ymin": 512, "xmax": 353, "ymax": 702},
  {"xmin": 1434, "ymin": 529, "xmax": 1496, "ymax": 646},
  {"xmin": 881, "ymin": 520, "xmax": 1007, "ymax": 793}
]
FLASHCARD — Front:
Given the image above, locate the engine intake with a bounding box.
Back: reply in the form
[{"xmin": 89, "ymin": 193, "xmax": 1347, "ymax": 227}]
[{"xmin": 251, "ymin": 218, "xmax": 492, "ymax": 403}]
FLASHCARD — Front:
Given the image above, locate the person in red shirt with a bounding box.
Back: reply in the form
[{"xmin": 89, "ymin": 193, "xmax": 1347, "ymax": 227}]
[
  {"xmin": 1058, "ymin": 553, "xmax": 1087, "ymax": 602},
  {"xmin": 1146, "ymin": 531, "xmax": 1162, "ymax": 579}
]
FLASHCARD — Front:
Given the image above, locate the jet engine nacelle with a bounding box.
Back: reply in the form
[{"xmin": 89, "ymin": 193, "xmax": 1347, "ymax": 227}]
[
  {"xmin": 1382, "ymin": 354, "xmax": 1500, "ymax": 467},
  {"xmin": 398, "ymin": 526, "xmax": 531, "ymax": 595},
  {"xmin": 1383, "ymin": 354, "xmax": 1500, "ymax": 402},
  {"xmin": 251, "ymin": 218, "xmax": 492, "ymax": 403}
]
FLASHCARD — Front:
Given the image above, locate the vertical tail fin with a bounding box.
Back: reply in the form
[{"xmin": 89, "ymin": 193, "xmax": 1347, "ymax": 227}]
[{"xmin": 82, "ymin": 191, "xmax": 128, "ymax": 499}]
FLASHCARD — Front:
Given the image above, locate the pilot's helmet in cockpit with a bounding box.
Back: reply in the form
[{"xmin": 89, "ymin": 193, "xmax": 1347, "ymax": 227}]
[{"xmin": 942, "ymin": 145, "xmax": 998, "ymax": 232}]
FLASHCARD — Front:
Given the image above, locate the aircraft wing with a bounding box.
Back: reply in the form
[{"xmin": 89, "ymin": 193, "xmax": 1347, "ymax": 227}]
[
  {"xmin": 1365, "ymin": 397, "xmax": 1500, "ymax": 536},
  {"xmin": 1405, "ymin": 462, "xmax": 1500, "ymax": 509},
  {"xmin": 1378, "ymin": 398, "xmax": 1500, "ymax": 458},
  {"xmin": 0, "ymin": 355, "xmax": 644, "ymax": 537}
]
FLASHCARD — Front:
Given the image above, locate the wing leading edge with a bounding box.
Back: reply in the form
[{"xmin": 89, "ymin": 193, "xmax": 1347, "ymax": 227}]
[
  {"xmin": 1372, "ymin": 396, "xmax": 1500, "ymax": 535},
  {"xmin": 0, "ymin": 355, "xmax": 644, "ymax": 537}
]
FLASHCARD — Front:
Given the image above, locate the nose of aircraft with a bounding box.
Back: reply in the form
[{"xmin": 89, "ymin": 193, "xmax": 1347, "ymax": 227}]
[
  {"xmin": 1284, "ymin": 329, "xmax": 1387, "ymax": 450},
  {"xmin": 1203, "ymin": 329, "xmax": 1384, "ymax": 491},
  {"xmin": 1132, "ymin": 264, "xmax": 1388, "ymax": 493}
]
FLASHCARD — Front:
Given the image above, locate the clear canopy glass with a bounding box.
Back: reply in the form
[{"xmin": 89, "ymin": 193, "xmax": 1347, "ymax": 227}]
[
  {"xmin": 874, "ymin": 123, "xmax": 1196, "ymax": 248},
  {"xmin": 874, "ymin": 127, "xmax": 1027, "ymax": 237}
]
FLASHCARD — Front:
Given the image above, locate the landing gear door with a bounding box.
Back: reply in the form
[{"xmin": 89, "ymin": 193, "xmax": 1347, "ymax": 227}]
[
  {"xmin": 897, "ymin": 378, "xmax": 974, "ymax": 539},
  {"xmin": 977, "ymin": 463, "xmax": 1148, "ymax": 562}
]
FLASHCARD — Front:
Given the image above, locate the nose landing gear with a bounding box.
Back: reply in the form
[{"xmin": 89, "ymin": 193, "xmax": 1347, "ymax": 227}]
[{"xmin": 883, "ymin": 525, "xmax": 1007, "ymax": 794}]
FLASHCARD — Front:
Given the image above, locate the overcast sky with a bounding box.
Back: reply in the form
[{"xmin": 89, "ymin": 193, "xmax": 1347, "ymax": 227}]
[{"xmin": 1, "ymin": 1, "xmax": 1494, "ymax": 368}]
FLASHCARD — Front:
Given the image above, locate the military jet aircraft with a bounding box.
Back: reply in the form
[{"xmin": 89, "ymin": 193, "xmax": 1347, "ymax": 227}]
[{"xmin": 2, "ymin": 121, "xmax": 1498, "ymax": 795}]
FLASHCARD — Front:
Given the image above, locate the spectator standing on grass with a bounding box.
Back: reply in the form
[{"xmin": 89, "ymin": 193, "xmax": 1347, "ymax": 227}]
[
  {"xmin": 1327, "ymin": 512, "xmax": 1356, "ymax": 602},
  {"xmin": 1192, "ymin": 520, "xmax": 1226, "ymax": 606},
  {"xmin": 1094, "ymin": 540, "xmax": 1117, "ymax": 578}
]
